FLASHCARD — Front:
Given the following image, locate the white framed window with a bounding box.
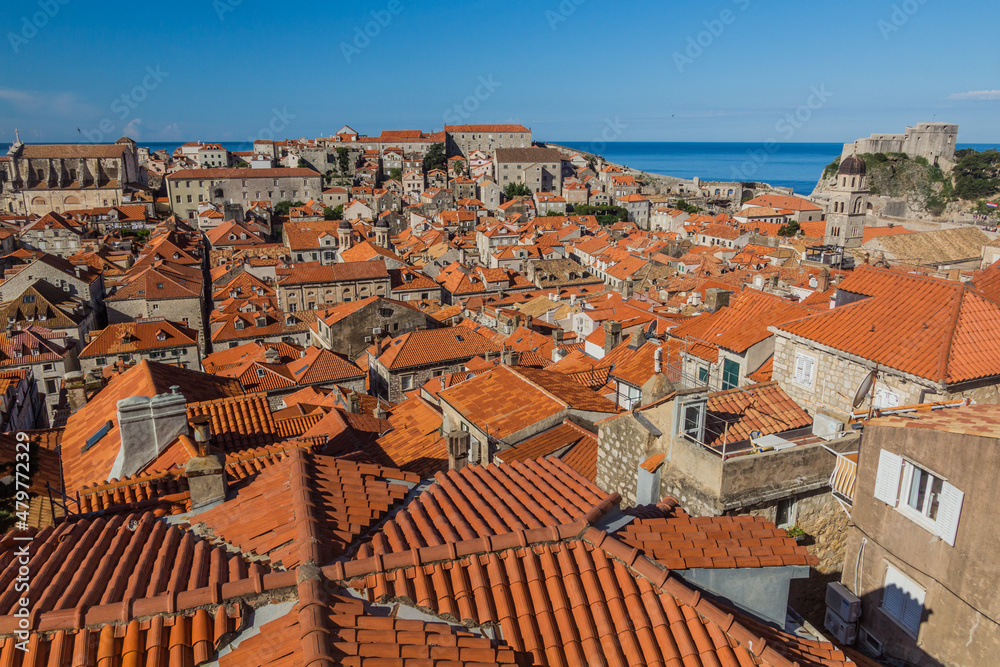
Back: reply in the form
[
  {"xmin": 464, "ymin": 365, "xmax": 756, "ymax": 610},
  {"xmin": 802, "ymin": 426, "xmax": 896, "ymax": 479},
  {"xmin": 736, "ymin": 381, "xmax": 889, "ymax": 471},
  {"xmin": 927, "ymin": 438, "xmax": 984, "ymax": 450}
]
[
  {"xmin": 792, "ymin": 352, "xmax": 816, "ymax": 387},
  {"xmin": 400, "ymin": 374, "xmax": 413, "ymax": 390},
  {"xmin": 873, "ymin": 450, "xmax": 964, "ymax": 546},
  {"xmin": 880, "ymin": 562, "xmax": 925, "ymax": 637}
]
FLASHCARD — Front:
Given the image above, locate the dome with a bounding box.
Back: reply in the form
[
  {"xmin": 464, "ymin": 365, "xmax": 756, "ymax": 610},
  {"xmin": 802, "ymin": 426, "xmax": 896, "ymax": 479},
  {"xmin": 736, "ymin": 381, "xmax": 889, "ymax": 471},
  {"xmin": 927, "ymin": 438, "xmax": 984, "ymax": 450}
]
[
  {"xmin": 374, "ymin": 217, "xmax": 389, "ymax": 229},
  {"xmin": 338, "ymin": 219, "xmax": 352, "ymax": 230},
  {"xmin": 839, "ymin": 155, "xmax": 866, "ymax": 176}
]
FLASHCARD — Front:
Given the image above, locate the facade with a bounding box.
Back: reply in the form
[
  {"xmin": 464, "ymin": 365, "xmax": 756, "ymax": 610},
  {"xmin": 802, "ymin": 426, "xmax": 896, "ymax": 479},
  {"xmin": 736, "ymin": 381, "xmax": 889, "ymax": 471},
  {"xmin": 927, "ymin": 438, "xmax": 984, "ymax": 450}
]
[
  {"xmin": 841, "ymin": 122, "xmax": 959, "ymax": 166},
  {"xmin": 841, "ymin": 406, "xmax": 1000, "ymax": 666},
  {"xmin": 1, "ymin": 137, "xmax": 144, "ymax": 215},
  {"xmin": 0, "ymin": 326, "xmax": 79, "ymax": 426},
  {"xmin": 277, "ymin": 260, "xmax": 391, "ymax": 311},
  {"xmin": 310, "ymin": 296, "xmax": 437, "ymax": 357},
  {"xmin": 165, "ymin": 167, "xmax": 323, "ymax": 220},
  {"xmin": 824, "ymin": 156, "xmax": 869, "ymax": 248},
  {"xmin": 18, "ymin": 212, "xmax": 86, "ymax": 257},
  {"xmin": 494, "ymin": 147, "xmax": 563, "ymax": 194},
  {"xmin": 444, "ymin": 124, "xmax": 532, "ymax": 157}
]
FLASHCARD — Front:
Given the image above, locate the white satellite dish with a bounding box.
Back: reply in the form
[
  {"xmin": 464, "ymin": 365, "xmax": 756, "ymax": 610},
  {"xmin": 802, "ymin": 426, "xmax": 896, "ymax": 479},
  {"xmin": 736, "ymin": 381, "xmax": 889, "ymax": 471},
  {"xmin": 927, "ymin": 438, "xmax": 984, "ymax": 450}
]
[{"xmin": 853, "ymin": 368, "xmax": 878, "ymax": 409}]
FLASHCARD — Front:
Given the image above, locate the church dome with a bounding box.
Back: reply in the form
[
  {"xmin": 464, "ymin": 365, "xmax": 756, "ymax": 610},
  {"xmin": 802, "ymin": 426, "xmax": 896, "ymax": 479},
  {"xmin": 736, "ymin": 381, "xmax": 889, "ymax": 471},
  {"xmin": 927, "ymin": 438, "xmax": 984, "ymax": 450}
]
[
  {"xmin": 338, "ymin": 219, "xmax": 352, "ymax": 230},
  {"xmin": 839, "ymin": 155, "xmax": 866, "ymax": 176}
]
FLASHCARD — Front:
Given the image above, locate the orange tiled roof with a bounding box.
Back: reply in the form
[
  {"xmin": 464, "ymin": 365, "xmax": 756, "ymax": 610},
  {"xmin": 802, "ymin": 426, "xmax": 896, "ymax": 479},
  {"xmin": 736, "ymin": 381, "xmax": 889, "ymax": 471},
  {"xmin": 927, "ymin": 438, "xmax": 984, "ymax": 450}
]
[
  {"xmin": 79, "ymin": 319, "xmax": 198, "ymax": 358},
  {"xmin": 779, "ymin": 266, "xmax": 1000, "ymax": 384},
  {"xmin": 192, "ymin": 449, "xmax": 416, "ymax": 568},
  {"xmin": 377, "ymin": 326, "xmax": 499, "ymax": 370},
  {"xmin": 362, "ymin": 395, "xmax": 446, "ymax": 478},
  {"xmin": 704, "ymin": 382, "xmax": 813, "ymax": 448},
  {"xmin": 616, "ymin": 498, "xmax": 818, "ymax": 570},
  {"xmin": 495, "ymin": 418, "xmax": 597, "ymax": 465}
]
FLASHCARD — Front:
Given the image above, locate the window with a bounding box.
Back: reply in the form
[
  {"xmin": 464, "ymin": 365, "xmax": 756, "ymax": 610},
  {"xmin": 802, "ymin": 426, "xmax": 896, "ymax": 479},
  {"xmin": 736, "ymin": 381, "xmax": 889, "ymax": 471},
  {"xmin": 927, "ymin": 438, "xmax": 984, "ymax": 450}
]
[
  {"xmin": 793, "ymin": 352, "xmax": 815, "ymax": 387},
  {"xmin": 698, "ymin": 366, "xmax": 709, "ymax": 384},
  {"xmin": 873, "ymin": 450, "xmax": 964, "ymax": 545},
  {"xmin": 23, "ymin": 295, "xmax": 35, "ymax": 303},
  {"xmin": 881, "ymin": 563, "xmax": 925, "ymax": 637},
  {"xmin": 256, "ymin": 368, "xmax": 266, "ymax": 378},
  {"xmin": 45, "ymin": 378, "xmax": 56, "ymax": 394},
  {"xmin": 721, "ymin": 358, "xmax": 740, "ymax": 390},
  {"xmin": 775, "ymin": 497, "xmax": 796, "ymax": 528},
  {"xmin": 401, "ymin": 375, "xmax": 413, "ymax": 390}
]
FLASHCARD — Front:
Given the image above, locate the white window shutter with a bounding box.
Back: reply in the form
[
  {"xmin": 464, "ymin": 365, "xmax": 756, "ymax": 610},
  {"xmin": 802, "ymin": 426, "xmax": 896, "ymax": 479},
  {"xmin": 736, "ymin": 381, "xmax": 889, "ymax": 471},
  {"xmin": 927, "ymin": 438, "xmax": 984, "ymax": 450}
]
[
  {"xmin": 874, "ymin": 450, "xmax": 903, "ymax": 506},
  {"xmin": 881, "ymin": 572, "xmax": 905, "ymax": 620},
  {"xmin": 935, "ymin": 481, "xmax": 964, "ymax": 546}
]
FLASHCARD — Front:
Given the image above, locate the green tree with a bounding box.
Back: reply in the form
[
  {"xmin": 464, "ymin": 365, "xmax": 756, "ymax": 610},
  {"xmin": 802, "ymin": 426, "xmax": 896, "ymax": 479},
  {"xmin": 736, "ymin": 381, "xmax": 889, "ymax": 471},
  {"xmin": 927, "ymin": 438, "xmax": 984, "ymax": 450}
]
[
  {"xmin": 236, "ymin": 160, "xmax": 249, "ymax": 168},
  {"xmin": 451, "ymin": 159, "xmax": 464, "ymax": 176},
  {"xmin": 336, "ymin": 147, "xmax": 351, "ymax": 174},
  {"xmin": 323, "ymin": 205, "xmax": 344, "ymax": 220},
  {"xmin": 274, "ymin": 200, "xmax": 305, "ymax": 215},
  {"xmin": 297, "ymin": 158, "xmax": 309, "ymax": 168},
  {"xmin": 503, "ymin": 182, "xmax": 533, "ymax": 198},
  {"xmin": 777, "ymin": 220, "xmax": 801, "ymax": 237},
  {"xmin": 424, "ymin": 143, "xmax": 447, "ymax": 172},
  {"xmin": 388, "ymin": 167, "xmax": 403, "ymax": 182}
]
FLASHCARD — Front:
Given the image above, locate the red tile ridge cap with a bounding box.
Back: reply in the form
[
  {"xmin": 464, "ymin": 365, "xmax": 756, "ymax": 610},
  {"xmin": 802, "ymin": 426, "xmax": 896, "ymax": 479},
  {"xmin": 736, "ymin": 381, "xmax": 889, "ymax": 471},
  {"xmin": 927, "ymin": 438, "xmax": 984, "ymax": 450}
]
[{"xmin": 640, "ymin": 453, "xmax": 665, "ymax": 473}]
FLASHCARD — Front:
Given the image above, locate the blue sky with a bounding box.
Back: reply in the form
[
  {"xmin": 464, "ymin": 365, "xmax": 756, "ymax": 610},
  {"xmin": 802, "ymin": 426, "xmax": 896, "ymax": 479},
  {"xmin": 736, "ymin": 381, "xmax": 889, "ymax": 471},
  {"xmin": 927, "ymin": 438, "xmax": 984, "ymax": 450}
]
[{"xmin": 1, "ymin": 0, "xmax": 997, "ymax": 144}]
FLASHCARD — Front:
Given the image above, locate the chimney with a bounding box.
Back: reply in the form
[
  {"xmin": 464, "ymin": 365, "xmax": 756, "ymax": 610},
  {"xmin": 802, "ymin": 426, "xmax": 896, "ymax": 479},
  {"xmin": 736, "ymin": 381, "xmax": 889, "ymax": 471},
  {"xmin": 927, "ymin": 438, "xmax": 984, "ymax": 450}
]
[
  {"xmin": 264, "ymin": 346, "xmax": 280, "ymax": 363},
  {"xmin": 447, "ymin": 430, "xmax": 471, "ymax": 471},
  {"xmin": 603, "ymin": 320, "xmax": 622, "ymax": 356},
  {"xmin": 109, "ymin": 387, "xmax": 189, "ymax": 480},
  {"xmin": 74, "ymin": 266, "xmax": 82, "ymax": 278},
  {"xmin": 769, "ymin": 275, "xmax": 779, "ymax": 290},
  {"xmin": 501, "ymin": 348, "xmax": 520, "ymax": 366},
  {"xmin": 185, "ymin": 414, "xmax": 227, "ymax": 510},
  {"xmin": 633, "ymin": 327, "xmax": 647, "ymax": 348},
  {"xmin": 348, "ymin": 392, "xmax": 361, "ymax": 414},
  {"xmin": 552, "ymin": 329, "xmax": 564, "ymax": 344},
  {"xmin": 817, "ymin": 268, "xmax": 831, "ymax": 292},
  {"xmin": 704, "ymin": 288, "xmax": 731, "ymax": 312},
  {"xmin": 654, "ymin": 347, "xmax": 663, "ymax": 374},
  {"xmin": 63, "ymin": 370, "xmax": 87, "ymax": 413},
  {"xmin": 373, "ymin": 403, "xmax": 387, "ymax": 420},
  {"xmin": 636, "ymin": 454, "xmax": 664, "ymax": 506}
]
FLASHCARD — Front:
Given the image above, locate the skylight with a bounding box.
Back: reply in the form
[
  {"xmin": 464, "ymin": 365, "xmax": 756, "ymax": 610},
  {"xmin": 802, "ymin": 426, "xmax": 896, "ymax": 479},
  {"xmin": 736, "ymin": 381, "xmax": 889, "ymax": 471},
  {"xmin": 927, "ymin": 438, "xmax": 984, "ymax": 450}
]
[{"xmin": 82, "ymin": 420, "xmax": 113, "ymax": 452}]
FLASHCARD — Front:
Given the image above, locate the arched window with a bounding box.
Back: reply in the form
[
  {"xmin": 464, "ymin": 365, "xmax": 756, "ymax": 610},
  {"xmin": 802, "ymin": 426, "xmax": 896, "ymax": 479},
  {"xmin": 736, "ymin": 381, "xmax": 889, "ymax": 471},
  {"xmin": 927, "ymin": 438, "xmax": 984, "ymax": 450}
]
[
  {"xmin": 853, "ymin": 198, "xmax": 862, "ymax": 214},
  {"xmin": 31, "ymin": 197, "xmax": 46, "ymax": 206},
  {"xmin": 64, "ymin": 196, "xmax": 81, "ymax": 206}
]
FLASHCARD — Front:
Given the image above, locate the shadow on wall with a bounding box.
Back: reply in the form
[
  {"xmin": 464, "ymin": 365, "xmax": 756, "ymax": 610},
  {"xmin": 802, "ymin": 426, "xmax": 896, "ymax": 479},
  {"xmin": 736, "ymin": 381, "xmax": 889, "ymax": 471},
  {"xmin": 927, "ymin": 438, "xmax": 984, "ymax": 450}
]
[{"xmin": 844, "ymin": 586, "xmax": 944, "ymax": 667}]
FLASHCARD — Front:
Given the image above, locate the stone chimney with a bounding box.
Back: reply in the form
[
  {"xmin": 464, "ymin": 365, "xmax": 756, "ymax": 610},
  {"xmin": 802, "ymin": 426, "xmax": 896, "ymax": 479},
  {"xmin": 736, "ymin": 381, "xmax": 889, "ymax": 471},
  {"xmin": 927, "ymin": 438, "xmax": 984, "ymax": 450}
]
[
  {"xmin": 501, "ymin": 348, "xmax": 520, "ymax": 366},
  {"xmin": 633, "ymin": 327, "xmax": 647, "ymax": 348},
  {"xmin": 373, "ymin": 403, "xmax": 387, "ymax": 420},
  {"xmin": 552, "ymin": 329, "xmax": 564, "ymax": 345},
  {"xmin": 63, "ymin": 370, "xmax": 87, "ymax": 413},
  {"xmin": 109, "ymin": 387, "xmax": 189, "ymax": 481},
  {"xmin": 704, "ymin": 288, "xmax": 731, "ymax": 313},
  {"xmin": 347, "ymin": 392, "xmax": 361, "ymax": 414},
  {"xmin": 603, "ymin": 321, "xmax": 622, "ymax": 356},
  {"xmin": 817, "ymin": 267, "xmax": 831, "ymax": 292},
  {"xmin": 447, "ymin": 430, "xmax": 470, "ymax": 471},
  {"xmin": 185, "ymin": 414, "xmax": 227, "ymax": 510},
  {"xmin": 264, "ymin": 346, "xmax": 280, "ymax": 363}
]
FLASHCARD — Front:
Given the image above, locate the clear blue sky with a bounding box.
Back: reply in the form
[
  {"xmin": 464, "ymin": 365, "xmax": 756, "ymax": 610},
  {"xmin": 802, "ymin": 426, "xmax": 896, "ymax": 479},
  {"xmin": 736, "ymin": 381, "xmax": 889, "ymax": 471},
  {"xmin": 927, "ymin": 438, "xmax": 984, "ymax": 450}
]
[{"xmin": 1, "ymin": 0, "xmax": 997, "ymax": 144}]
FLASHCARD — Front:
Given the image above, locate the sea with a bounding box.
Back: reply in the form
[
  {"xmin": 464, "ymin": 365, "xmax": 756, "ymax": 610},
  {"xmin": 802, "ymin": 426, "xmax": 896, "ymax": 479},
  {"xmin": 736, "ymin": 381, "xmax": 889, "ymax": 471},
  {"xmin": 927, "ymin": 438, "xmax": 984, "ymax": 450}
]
[{"xmin": 4, "ymin": 140, "xmax": 998, "ymax": 197}]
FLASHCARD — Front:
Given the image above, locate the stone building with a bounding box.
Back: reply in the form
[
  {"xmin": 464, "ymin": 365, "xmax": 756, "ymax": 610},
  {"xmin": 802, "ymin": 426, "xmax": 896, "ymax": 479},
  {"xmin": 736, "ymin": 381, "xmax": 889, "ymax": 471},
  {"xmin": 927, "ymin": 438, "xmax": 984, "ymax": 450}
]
[
  {"xmin": 840, "ymin": 405, "xmax": 1000, "ymax": 666},
  {"xmin": 594, "ymin": 382, "xmax": 857, "ymax": 578},
  {"xmin": 18, "ymin": 212, "xmax": 86, "ymax": 258},
  {"xmin": 841, "ymin": 122, "xmax": 958, "ymax": 167},
  {"xmin": 0, "ymin": 326, "xmax": 80, "ymax": 426},
  {"xmin": 0, "ymin": 253, "xmax": 105, "ymax": 312},
  {"xmin": 165, "ymin": 167, "xmax": 323, "ymax": 220},
  {"xmin": 105, "ymin": 261, "xmax": 206, "ymax": 348},
  {"xmin": 772, "ymin": 266, "xmax": 1000, "ymax": 424},
  {"xmin": 0, "ymin": 280, "xmax": 97, "ymax": 351},
  {"xmin": 493, "ymin": 147, "xmax": 563, "ymax": 195},
  {"xmin": 79, "ymin": 319, "xmax": 202, "ymax": 378},
  {"xmin": 444, "ymin": 124, "xmax": 532, "ymax": 157},
  {"xmin": 310, "ymin": 296, "xmax": 437, "ymax": 357},
  {"xmin": 370, "ymin": 326, "xmax": 500, "ymax": 402},
  {"xmin": 824, "ymin": 155, "xmax": 869, "ymax": 248},
  {"xmin": 1, "ymin": 136, "xmax": 144, "ymax": 215},
  {"xmin": 277, "ymin": 260, "xmax": 391, "ymax": 311}
]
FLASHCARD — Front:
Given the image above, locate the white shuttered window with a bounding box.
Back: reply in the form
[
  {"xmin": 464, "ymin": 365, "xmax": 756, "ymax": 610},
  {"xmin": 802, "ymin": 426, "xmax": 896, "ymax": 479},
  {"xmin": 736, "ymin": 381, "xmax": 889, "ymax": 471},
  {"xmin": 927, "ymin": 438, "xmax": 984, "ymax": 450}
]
[
  {"xmin": 881, "ymin": 563, "xmax": 925, "ymax": 637},
  {"xmin": 793, "ymin": 353, "xmax": 815, "ymax": 387}
]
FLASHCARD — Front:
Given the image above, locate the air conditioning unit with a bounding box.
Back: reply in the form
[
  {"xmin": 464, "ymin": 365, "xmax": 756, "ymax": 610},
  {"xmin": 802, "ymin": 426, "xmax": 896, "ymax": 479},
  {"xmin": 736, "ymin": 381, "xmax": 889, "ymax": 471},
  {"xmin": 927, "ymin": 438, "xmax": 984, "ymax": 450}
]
[
  {"xmin": 826, "ymin": 582, "xmax": 861, "ymax": 622},
  {"xmin": 813, "ymin": 413, "xmax": 845, "ymax": 440},
  {"xmin": 824, "ymin": 608, "xmax": 857, "ymax": 645},
  {"xmin": 364, "ymin": 336, "xmax": 372, "ymax": 343},
  {"xmin": 372, "ymin": 327, "xmax": 382, "ymax": 336}
]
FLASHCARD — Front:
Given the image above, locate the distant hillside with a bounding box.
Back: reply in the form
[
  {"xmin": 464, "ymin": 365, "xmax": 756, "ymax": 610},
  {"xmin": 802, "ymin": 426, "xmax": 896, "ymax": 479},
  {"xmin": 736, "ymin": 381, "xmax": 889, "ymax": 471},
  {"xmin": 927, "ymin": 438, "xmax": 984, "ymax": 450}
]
[{"xmin": 819, "ymin": 149, "xmax": 1000, "ymax": 218}]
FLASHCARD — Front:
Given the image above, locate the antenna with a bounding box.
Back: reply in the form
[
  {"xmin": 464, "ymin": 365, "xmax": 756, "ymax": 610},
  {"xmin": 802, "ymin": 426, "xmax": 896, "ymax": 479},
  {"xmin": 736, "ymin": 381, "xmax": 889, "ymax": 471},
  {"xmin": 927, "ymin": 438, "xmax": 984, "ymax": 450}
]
[{"xmin": 852, "ymin": 364, "xmax": 880, "ymax": 420}]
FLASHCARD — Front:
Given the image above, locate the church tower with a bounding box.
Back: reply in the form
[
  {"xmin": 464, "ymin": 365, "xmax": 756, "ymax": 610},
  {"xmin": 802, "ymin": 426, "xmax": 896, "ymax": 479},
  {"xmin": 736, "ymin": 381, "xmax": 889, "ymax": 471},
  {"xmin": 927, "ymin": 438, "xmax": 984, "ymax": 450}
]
[
  {"xmin": 825, "ymin": 155, "xmax": 869, "ymax": 248},
  {"xmin": 338, "ymin": 219, "xmax": 353, "ymax": 253},
  {"xmin": 374, "ymin": 217, "xmax": 390, "ymax": 248}
]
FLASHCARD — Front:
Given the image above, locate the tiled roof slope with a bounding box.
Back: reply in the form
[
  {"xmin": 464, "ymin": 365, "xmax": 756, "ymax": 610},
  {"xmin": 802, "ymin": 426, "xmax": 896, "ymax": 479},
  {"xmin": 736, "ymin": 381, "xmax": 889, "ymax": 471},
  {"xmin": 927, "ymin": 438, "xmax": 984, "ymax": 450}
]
[
  {"xmin": 438, "ymin": 365, "xmax": 617, "ymax": 441},
  {"xmin": 496, "ymin": 418, "xmax": 597, "ymax": 465},
  {"xmin": 184, "ymin": 393, "xmax": 323, "ymax": 453},
  {"xmin": 355, "ymin": 457, "xmax": 615, "ymax": 558},
  {"xmin": 777, "ymin": 266, "xmax": 1000, "ymax": 384},
  {"xmin": 705, "ymin": 382, "xmax": 812, "ymax": 448},
  {"xmin": 338, "ymin": 524, "xmax": 862, "ymax": 667},
  {"xmin": 616, "ymin": 499, "xmax": 818, "ymax": 570},
  {"xmin": 219, "ymin": 592, "xmax": 518, "ymax": 666},
  {"xmin": 377, "ymin": 326, "xmax": 500, "ymax": 370},
  {"xmin": 79, "ymin": 319, "xmax": 198, "ymax": 357},
  {"xmin": 0, "ymin": 512, "xmax": 266, "ymax": 636},
  {"xmin": 192, "ymin": 449, "xmax": 416, "ymax": 568},
  {"xmin": 60, "ymin": 361, "xmax": 245, "ymax": 494},
  {"xmin": 364, "ymin": 395, "xmax": 447, "ymax": 478}
]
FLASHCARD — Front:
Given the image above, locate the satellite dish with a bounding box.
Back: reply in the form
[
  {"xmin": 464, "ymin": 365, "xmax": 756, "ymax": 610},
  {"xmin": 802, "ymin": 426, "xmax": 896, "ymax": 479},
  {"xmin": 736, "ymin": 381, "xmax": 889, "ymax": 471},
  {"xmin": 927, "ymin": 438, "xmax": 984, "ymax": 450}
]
[{"xmin": 853, "ymin": 369, "xmax": 878, "ymax": 408}]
